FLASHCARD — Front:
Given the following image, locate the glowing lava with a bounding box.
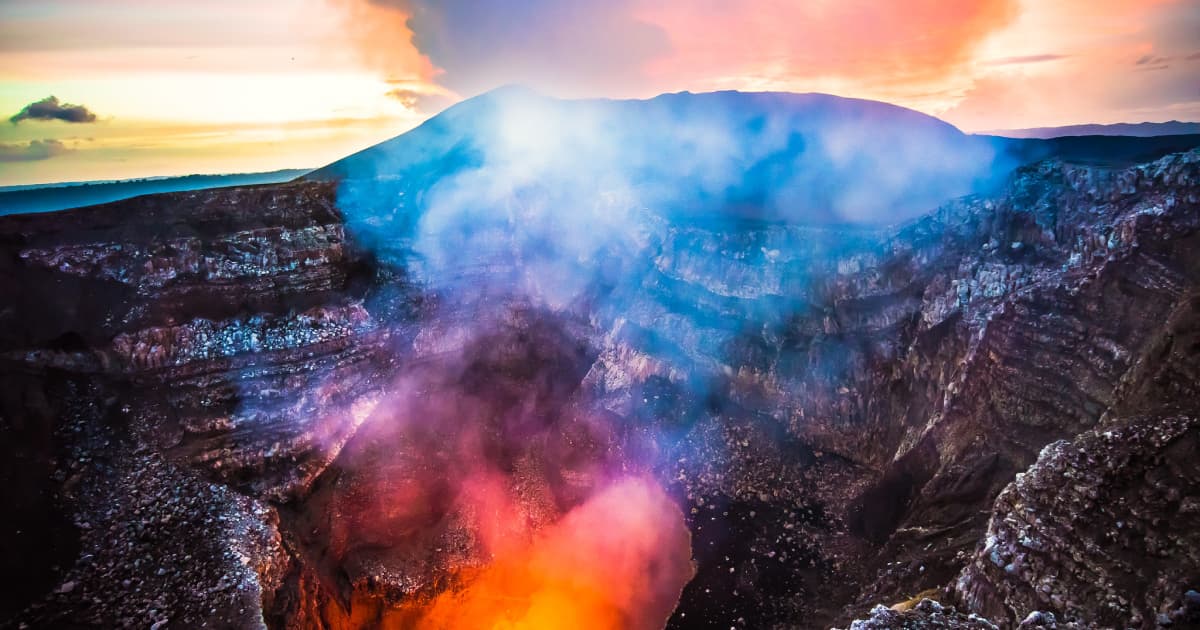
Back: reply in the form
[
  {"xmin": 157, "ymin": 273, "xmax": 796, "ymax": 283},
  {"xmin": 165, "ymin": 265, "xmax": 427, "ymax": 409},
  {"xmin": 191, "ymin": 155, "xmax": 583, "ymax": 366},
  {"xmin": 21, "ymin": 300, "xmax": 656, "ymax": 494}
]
[
  {"xmin": 299, "ymin": 317, "xmax": 697, "ymax": 629},
  {"xmin": 413, "ymin": 476, "xmax": 694, "ymax": 630}
]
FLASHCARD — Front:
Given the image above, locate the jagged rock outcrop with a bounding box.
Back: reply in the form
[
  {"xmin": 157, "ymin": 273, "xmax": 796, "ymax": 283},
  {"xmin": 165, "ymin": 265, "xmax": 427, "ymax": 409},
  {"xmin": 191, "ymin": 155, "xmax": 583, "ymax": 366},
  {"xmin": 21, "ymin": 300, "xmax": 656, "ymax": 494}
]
[
  {"xmin": 943, "ymin": 266, "xmax": 1200, "ymax": 629},
  {"xmin": 0, "ymin": 182, "xmax": 392, "ymax": 498},
  {"xmin": 1, "ymin": 91, "xmax": 1198, "ymax": 630},
  {"xmin": 837, "ymin": 599, "xmax": 998, "ymax": 629},
  {"xmin": 953, "ymin": 412, "xmax": 1200, "ymax": 627},
  {"xmin": 825, "ymin": 152, "xmax": 1200, "ymax": 618},
  {"xmin": 0, "ymin": 183, "xmax": 394, "ymax": 627}
]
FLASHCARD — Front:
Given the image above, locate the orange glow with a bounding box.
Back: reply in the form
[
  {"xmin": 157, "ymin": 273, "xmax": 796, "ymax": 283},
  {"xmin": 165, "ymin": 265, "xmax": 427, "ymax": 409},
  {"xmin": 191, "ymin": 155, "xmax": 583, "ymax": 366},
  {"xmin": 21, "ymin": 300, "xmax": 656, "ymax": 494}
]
[
  {"xmin": 637, "ymin": 0, "xmax": 1019, "ymax": 87},
  {"xmin": 409, "ymin": 476, "xmax": 694, "ymax": 630}
]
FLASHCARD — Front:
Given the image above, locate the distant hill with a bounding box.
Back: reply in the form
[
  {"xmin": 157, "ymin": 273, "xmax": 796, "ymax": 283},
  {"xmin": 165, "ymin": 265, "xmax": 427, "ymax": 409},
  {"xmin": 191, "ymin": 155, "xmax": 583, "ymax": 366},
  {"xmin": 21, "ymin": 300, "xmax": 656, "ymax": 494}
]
[
  {"xmin": 308, "ymin": 87, "xmax": 1200, "ymax": 233},
  {"xmin": 0, "ymin": 169, "xmax": 312, "ymax": 215},
  {"xmin": 989, "ymin": 120, "xmax": 1200, "ymax": 139},
  {"xmin": 981, "ymin": 133, "xmax": 1200, "ymax": 168},
  {"xmin": 309, "ymin": 87, "xmax": 1010, "ymax": 227}
]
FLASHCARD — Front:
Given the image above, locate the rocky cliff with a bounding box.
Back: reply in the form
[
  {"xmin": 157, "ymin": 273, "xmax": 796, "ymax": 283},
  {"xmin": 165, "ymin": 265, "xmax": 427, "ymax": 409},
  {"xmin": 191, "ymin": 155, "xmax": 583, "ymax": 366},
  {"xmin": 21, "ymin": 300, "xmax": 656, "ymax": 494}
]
[{"xmin": 1, "ymin": 95, "xmax": 1198, "ymax": 629}]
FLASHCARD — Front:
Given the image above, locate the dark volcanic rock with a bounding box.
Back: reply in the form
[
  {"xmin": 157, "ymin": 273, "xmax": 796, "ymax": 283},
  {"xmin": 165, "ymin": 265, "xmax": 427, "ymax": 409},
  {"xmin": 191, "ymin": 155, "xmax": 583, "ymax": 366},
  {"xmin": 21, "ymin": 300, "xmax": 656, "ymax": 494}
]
[
  {"xmin": 954, "ymin": 412, "xmax": 1200, "ymax": 627},
  {"xmin": 0, "ymin": 182, "xmax": 393, "ymax": 627},
  {"xmin": 1, "ymin": 91, "xmax": 1199, "ymax": 630},
  {"xmin": 837, "ymin": 599, "xmax": 998, "ymax": 629}
]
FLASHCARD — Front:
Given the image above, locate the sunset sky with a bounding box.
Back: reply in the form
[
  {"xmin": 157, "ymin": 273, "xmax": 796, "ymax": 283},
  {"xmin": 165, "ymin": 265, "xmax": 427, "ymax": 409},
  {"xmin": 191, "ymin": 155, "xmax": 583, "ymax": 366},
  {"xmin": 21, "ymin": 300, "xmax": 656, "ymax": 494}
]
[{"xmin": 1, "ymin": 0, "xmax": 1197, "ymax": 186}]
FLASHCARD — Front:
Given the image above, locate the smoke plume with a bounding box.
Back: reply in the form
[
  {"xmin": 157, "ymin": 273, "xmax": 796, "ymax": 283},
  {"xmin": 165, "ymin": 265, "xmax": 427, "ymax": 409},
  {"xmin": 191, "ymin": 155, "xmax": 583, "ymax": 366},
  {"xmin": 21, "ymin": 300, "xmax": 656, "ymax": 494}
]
[{"xmin": 292, "ymin": 87, "xmax": 1020, "ymax": 626}]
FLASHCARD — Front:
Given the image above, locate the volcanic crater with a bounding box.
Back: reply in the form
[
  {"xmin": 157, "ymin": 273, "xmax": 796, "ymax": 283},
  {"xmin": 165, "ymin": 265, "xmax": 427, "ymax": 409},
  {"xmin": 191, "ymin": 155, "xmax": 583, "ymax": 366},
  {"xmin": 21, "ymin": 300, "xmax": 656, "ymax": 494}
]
[{"xmin": 2, "ymin": 90, "xmax": 1200, "ymax": 629}]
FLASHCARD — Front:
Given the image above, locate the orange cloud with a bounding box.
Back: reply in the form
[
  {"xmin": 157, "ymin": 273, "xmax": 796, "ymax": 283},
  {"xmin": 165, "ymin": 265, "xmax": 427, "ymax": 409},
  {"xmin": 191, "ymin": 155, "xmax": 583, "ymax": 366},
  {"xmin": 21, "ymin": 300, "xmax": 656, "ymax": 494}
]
[
  {"xmin": 327, "ymin": 0, "xmax": 440, "ymax": 88},
  {"xmin": 942, "ymin": 0, "xmax": 1200, "ymax": 129},
  {"xmin": 330, "ymin": 0, "xmax": 1016, "ymax": 101},
  {"xmin": 637, "ymin": 0, "xmax": 1019, "ymax": 89},
  {"xmin": 325, "ymin": 0, "xmax": 1200, "ymax": 130},
  {"xmin": 326, "ymin": 0, "xmax": 1200, "ymax": 131}
]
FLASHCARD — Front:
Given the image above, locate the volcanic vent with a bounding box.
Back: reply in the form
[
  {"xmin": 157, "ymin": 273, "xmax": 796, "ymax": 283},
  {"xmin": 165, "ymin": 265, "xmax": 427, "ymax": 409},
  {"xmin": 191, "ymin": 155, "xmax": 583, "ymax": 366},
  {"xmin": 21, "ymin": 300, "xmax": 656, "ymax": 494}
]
[{"xmin": 275, "ymin": 307, "xmax": 694, "ymax": 629}]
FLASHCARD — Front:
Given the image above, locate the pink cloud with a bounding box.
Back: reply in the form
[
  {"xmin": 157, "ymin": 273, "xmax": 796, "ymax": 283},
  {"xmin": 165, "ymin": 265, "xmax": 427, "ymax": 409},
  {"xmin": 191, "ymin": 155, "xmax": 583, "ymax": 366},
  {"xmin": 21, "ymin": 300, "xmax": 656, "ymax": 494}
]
[
  {"xmin": 331, "ymin": 0, "xmax": 1198, "ymax": 129},
  {"xmin": 636, "ymin": 0, "xmax": 1019, "ymax": 89}
]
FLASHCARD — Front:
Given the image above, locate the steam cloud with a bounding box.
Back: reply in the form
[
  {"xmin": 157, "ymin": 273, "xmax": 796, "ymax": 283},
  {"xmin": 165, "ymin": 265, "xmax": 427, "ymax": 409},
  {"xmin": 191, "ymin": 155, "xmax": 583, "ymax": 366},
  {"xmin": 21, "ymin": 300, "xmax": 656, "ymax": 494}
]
[
  {"xmin": 9, "ymin": 96, "xmax": 98, "ymax": 124},
  {"xmin": 313, "ymin": 309, "xmax": 694, "ymax": 628},
  {"xmin": 298, "ymin": 88, "xmax": 1019, "ymax": 626},
  {"xmin": 330, "ymin": 88, "xmax": 1009, "ymax": 301}
]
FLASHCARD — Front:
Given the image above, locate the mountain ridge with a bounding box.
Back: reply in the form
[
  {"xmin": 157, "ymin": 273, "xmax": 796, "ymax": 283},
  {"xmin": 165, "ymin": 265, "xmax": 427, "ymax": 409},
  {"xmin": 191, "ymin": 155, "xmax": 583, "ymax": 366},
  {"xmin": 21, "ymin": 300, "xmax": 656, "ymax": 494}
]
[
  {"xmin": 986, "ymin": 119, "xmax": 1200, "ymax": 139},
  {"xmin": 0, "ymin": 168, "xmax": 313, "ymax": 216}
]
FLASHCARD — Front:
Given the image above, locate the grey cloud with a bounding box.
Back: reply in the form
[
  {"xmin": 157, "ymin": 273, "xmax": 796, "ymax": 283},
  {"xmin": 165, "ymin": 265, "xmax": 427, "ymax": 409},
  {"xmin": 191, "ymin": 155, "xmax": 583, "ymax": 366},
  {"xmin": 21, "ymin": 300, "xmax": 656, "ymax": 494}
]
[
  {"xmin": 0, "ymin": 139, "xmax": 72, "ymax": 162},
  {"xmin": 367, "ymin": 0, "xmax": 670, "ymax": 96},
  {"xmin": 10, "ymin": 96, "xmax": 98, "ymax": 124},
  {"xmin": 983, "ymin": 53, "xmax": 1067, "ymax": 66}
]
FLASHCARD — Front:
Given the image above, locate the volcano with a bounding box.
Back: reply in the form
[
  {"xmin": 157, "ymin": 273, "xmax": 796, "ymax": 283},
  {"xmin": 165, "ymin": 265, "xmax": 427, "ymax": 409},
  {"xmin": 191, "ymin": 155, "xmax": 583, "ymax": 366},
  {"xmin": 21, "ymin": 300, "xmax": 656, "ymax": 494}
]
[{"xmin": 2, "ymin": 89, "xmax": 1199, "ymax": 629}]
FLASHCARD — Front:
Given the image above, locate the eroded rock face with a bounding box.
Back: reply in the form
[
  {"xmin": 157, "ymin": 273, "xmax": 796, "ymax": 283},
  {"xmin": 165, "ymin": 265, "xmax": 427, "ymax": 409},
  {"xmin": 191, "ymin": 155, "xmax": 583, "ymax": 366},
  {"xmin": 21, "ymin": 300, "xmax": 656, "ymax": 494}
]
[
  {"xmin": 954, "ymin": 412, "xmax": 1200, "ymax": 627},
  {"xmin": 0, "ymin": 182, "xmax": 392, "ymax": 627},
  {"xmin": 0, "ymin": 149, "xmax": 1198, "ymax": 629}
]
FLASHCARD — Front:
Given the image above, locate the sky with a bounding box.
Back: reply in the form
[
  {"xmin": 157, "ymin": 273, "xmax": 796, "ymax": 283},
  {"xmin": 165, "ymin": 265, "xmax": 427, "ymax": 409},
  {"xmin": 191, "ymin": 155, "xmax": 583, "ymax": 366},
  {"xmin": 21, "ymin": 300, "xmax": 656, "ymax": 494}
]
[{"xmin": 0, "ymin": 0, "xmax": 1197, "ymax": 186}]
